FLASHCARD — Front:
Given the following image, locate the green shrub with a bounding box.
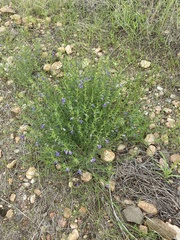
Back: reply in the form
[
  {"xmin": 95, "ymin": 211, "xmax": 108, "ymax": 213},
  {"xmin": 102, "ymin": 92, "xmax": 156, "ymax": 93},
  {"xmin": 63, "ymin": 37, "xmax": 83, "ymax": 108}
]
[{"xmin": 17, "ymin": 58, "xmax": 148, "ymax": 176}]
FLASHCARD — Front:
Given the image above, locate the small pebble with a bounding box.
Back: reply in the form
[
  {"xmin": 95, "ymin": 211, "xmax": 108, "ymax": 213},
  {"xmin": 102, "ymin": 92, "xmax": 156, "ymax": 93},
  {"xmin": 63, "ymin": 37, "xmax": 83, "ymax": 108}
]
[
  {"xmin": 10, "ymin": 193, "xmax": 16, "ymax": 202},
  {"xmin": 70, "ymin": 223, "xmax": 78, "ymax": 229},
  {"xmin": 146, "ymin": 145, "xmax": 156, "ymax": 157},
  {"xmin": 149, "ymin": 112, "xmax": 155, "ymax": 119},
  {"xmin": 29, "ymin": 194, "xmax": 36, "ymax": 204},
  {"xmin": 6, "ymin": 209, "xmax": 14, "ymax": 219},
  {"xmin": 117, "ymin": 144, "xmax": 126, "ymax": 152},
  {"xmin": 149, "ymin": 123, "xmax": 156, "ymax": 129},
  {"xmin": 157, "ymin": 86, "xmax": 163, "ymax": 91},
  {"xmin": 7, "ymin": 160, "xmax": 17, "ymax": 169},
  {"xmin": 14, "ymin": 149, "xmax": 20, "ymax": 153},
  {"xmin": 22, "ymin": 183, "xmax": 30, "ymax": 187},
  {"xmin": 34, "ymin": 188, "xmax": 42, "ymax": 196}
]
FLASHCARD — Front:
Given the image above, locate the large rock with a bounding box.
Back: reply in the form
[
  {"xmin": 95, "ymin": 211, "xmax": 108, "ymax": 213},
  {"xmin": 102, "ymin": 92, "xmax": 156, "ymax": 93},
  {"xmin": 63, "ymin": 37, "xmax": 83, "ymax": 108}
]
[{"xmin": 122, "ymin": 206, "xmax": 143, "ymax": 224}]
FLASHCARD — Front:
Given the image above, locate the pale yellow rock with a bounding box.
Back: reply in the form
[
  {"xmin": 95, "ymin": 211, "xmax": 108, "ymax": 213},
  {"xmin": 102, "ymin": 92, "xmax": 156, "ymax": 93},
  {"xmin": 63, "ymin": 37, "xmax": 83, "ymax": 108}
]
[
  {"xmin": 6, "ymin": 56, "xmax": 13, "ymax": 65},
  {"xmin": 0, "ymin": 6, "xmax": 15, "ymax": 14},
  {"xmin": 6, "ymin": 209, "xmax": 14, "ymax": 219},
  {"xmin": 144, "ymin": 133, "xmax": 155, "ymax": 145},
  {"xmin": 170, "ymin": 154, "xmax": 180, "ymax": 163},
  {"xmin": 50, "ymin": 61, "xmax": 63, "ymax": 75},
  {"xmin": 18, "ymin": 125, "xmax": 28, "ymax": 133},
  {"xmin": 58, "ymin": 46, "xmax": 65, "ymax": 52},
  {"xmin": 172, "ymin": 100, "xmax": 179, "ymax": 107},
  {"xmin": 67, "ymin": 229, "xmax": 79, "ymax": 240},
  {"xmin": 55, "ymin": 164, "xmax": 61, "ymax": 170},
  {"xmin": 15, "ymin": 136, "xmax": 20, "ymax": 143},
  {"xmin": 81, "ymin": 172, "xmax": 92, "ymax": 182},
  {"xmin": 30, "ymin": 194, "xmax": 36, "ymax": 204},
  {"xmin": 159, "ymin": 158, "xmax": 167, "ymax": 168},
  {"xmin": 4, "ymin": 21, "xmax": 11, "ymax": 26},
  {"xmin": 11, "ymin": 106, "xmax": 21, "ymax": 115},
  {"xmin": 58, "ymin": 218, "xmax": 67, "ymax": 228},
  {"xmin": 10, "ymin": 14, "xmax": 21, "ymax": 24},
  {"xmin": 26, "ymin": 167, "xmax": 36, "ymax": 180},
  {"xmin": 94, "ymin": 46, "xmax": 101, "ymax": 54},
  {"xmin": 10, "ymin": 193, "xmax": 16, "ymax": 202},
  {"xmin": 78, "ymin": 206, "xmax": 87, "ymax": 215},
  {"xmin": 42, "ymin": 52, "xmax": 48, "ymax": 58},
  {"xmin": 70, "ymin": 223, "xmax": 78, "ymax": 229},
  {"xmin": 117, "ymin": 144, "xmax": 126, "ymax": 152},
  {"xmin": 43, "ymin": 63, "xmax": 51, "ymax": 72},
  {"xmin": 138, "ymin": 200, "xmax": 158, "ymax": 215},
  {"xmin": 155, "ymin": 106, "xmax": 161, "ymax": 114},
  {"xmin": 0, "ymin": 26, "xmax": 6, "ymax": 33},
  {"xmin": 154, "ymin": 132, "xmax": 159, "ymax": 139},
  {"xmin": 129, "ymin": 147, "xmax": 139, "ymax": 155},
  {"xmin": 97, "ymin": 52, "xmax": 103, "ymax": 57},
  {"xmin": 7, "ymin": 160, "xmax": 17, "ymax": 169},
  {"xmin": 7, "ymin": 80, "xmax": 14, "ymax": 85},
  {"xmin": 0, "ymin": 149, "xmax": 2, "ymax": 158},
  {"xmin": 56, "ymin": 22, "xmax": 62, "ymax": 27},
  {"xmin": 166, "ymin": 118, "xmax": 175, "ymax": 128},
  {"xmin": 100, "ymin": 149, "xmax": 115, "ymax": 162},
  {"xmin": 34, "ymin": 188, "xmax": 42, "ymax": 196},
  {"xmin": 146, "ymin": 145, "xmax": 156, "ymax": 157},
  {"xmin": 82, "ymin": 58, "xmax": 90, "ymax": 68},
  {"xmin": 149, "ymin": 123, "xmax": 156, "ymax": 129},
  {"xmin": 45, "ymin": 17, "xmax": 51, "ymax": 22},
  {"xmin": 139, "ymin": 225, "xmax": 148, "ymax": 234},
  {"xmin": 69, "ymin": 181, "xmax": 73, "ymax": 188},
  {"xmin": 149, "ymin": 112, "xmax": 155, "ymax": 119},
  {"xmin": 164, "ymin": 108, "xmax": 172, "ymax": 114},
  {"xmin": 161, "ymin": 134, "xmax": 169, "ymax": 145},
  {"xmin": 140, "ymin": 60, "xmax": 151, "ymax": 68},
  {"xmin": 63, "ymin": 208, "xmax": 72, "ymax": 219},
  {"xmin": 65, "ymin": 45, "xmax": 72, "ymax": 55},
  {"xmin": 22, "ymin": 182, "xmax": 30, "ymax": 187},
  {"xmin": 122, "ymin": 199, "xmax": 134, "ymax": 205},
  {"xmin": 8, "ymin": 178, "xmax": 13, "ymax": 185}
]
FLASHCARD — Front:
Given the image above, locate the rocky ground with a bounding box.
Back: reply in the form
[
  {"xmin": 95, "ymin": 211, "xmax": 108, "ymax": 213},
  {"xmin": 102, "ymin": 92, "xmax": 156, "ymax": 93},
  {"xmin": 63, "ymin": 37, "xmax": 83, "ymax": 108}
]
[{"xmin": 0, "ymin": 4, "xmax": 180, "ymax": 240}]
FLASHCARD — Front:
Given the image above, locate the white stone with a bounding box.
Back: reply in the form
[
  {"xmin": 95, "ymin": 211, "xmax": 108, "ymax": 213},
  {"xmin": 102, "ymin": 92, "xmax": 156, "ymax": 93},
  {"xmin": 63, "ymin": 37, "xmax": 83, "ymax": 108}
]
[
  {"xmin": 65, "ymin": 45, "xmax": 72, "ymax": 55},
  {"xmin": 140, "ymin": 60, "xmax": 151, "ymax": 68},
  {"xmin": 157, "ymin": 86, "xmax": 163, "ymax": 91}
]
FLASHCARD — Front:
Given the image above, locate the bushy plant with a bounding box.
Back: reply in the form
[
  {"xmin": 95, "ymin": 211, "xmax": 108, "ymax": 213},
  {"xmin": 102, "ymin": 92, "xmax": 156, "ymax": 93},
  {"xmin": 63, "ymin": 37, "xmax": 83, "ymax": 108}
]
[{"xmin": 17, "ymin": 58, "xmax": 148, "ymax": 175}]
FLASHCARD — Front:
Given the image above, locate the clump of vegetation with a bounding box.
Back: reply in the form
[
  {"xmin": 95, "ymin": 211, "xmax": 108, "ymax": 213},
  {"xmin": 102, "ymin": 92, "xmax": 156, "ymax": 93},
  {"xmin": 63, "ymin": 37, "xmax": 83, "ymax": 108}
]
[{"xmin": 9, "ymin": 46, "xmax": 148, "ymax": 175}]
